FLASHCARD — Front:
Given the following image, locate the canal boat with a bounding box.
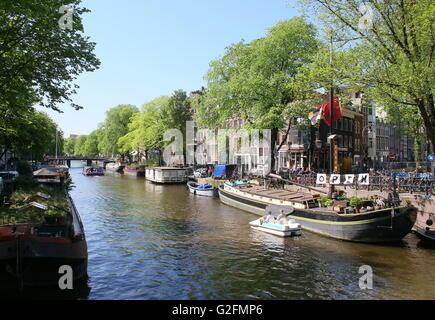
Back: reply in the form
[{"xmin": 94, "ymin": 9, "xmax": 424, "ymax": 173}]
[
  {"xmin": 145, "ymin": 167, "xmax": 187, "ymax": 184},
  {"xmin": 0, "ymin": 168, "xmax": 88, "ymax": 287},
  {"xmin": 249, "ymin": 206, "xmax": 301, "ymax": 237},
  {"xmin": 414, "ymin": 211, "xmax": 435, "ymax": 244},
  {"xmin": 187, "ymin": 181, "xmax": 218, "ymax": 197},
  {"xmin": 105, "ymin": 162, "xmax": 125, "ymax": 173},
  {"xmin": 124, "ymin": 165, "xmax": 145, "ymax": 177},
  {"xmin": 218, "ymin": 182, "xmax": 417, "ymax": 243},
  {"xmin": 82, "ymin": 166, "xmax": 104, "ymax": 176}
]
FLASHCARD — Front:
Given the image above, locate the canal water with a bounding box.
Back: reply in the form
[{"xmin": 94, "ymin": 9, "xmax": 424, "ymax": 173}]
[{"xmin": 4, "ymin": 162, "xmax": 435, "ymax": 299}]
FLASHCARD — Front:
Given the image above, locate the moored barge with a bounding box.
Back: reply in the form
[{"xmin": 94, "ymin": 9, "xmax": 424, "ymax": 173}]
[
  {"xmin": 0, "ymin": 167, "xmax": 87, "ymax": 288},
  {"xmin": 145, "ymin": 167, "xmax": 187, "ymax": 184},
  {"xmin": 124, "ymin": 165, "xmax": 145, "ymax": 177},
  {"xmin": 105, "ymin": 162, "xmax": 125, "ymax": 173},
  {"xmin": 218, "ymin": 182, "xmax": 417, "ymax": 243}
]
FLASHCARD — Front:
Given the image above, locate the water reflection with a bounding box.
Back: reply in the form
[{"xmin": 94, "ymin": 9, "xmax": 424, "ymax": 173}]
[{"xmin": 5, "ymin": 161, "xmax": 434, "ymax": 299}]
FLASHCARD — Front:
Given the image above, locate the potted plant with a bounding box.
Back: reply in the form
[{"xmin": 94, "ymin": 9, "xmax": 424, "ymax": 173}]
[
  {"xmin": 324, "ymin": 199, "xmax": 334, "ymax": 209},
  {"xmin": 350, "ymin": 197, "xmax": 363, "ymax": 213},
  {"xmin": 318, "ymin": 196, "xmax": 329, "ymax": 207},
  {"xmin": 333, "ymin": 204, "xmax": 344, "ymax": 213}
]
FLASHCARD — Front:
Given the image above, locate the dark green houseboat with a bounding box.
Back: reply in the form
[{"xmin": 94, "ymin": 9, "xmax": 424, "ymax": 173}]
[{"xmin": 218, "ymin": 182, "xmax": 417, "ymax": 243}]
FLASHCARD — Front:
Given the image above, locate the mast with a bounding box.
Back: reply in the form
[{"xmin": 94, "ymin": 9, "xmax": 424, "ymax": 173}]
[
  {"xmin": 55, "ymin": 127, "xmax": 58, "ymax": 160},
  {"xmin": 328, "ymin": 33, "xmax": 335, "ymax": 197}
]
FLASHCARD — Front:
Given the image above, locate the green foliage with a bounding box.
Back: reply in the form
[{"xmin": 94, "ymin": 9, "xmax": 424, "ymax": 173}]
[
  {"xmin": 349, "ymin": 197, "xmax": 363, "ymax": 208},
  {"xmin": 197, "ymin": 17, "xmax": 319, "ymax": 130},
  {"xmin": 1, "ymin": 188, "xmax": 69, "ymax": 225},
  {"xmin": 63, "ymin": 137, "xmax": 76, "ymax": 155},
  {"xmin": 1, "ymin": 111, "xmax": 62, "ymax": 160},
  {"xmin": 73, "ymin": 135, "xmax": 88, "ymax": 156},
  {"xmin": 82, "ymin": 130, "xmax": 100, "ymax": 156},
  {"xmin": 0, "ymin": 0, "xmax": 100, "ymax": 112},
  {"xmin": 98, "ymin": 104, "xmax": 139, "ymax": 156},
  {"xmin": 118, "ymin": 97, "xmax": 169, "ymax": 156},
  {"xmin": 300, "ymin": 0, "xmax": 435, "ymax": 148},
  {"xmin": 319, "ymin": 196, "xmax": 334, "ymax": 206},
  {"xmin": 161, "ymin": 90, "xmax": 192, "ymax": 134}
]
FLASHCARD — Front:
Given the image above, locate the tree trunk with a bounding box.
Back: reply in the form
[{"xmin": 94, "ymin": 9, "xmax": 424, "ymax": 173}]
[
  {"xmin": 270, "ymin": 127, "xmax": 278, "ymax": 173},
  {"xmin": 0, "ymin": 141, "xmax": 10, "ymax": 162},
  {"xmin": 413, "ymin": 137, "xmax": 421, "ymax": 168},
  {"xmin": 276, "ymin": 118, "xmax": 293, "ymax": 154},
  {"xmin": 418, "ymin": 95, "xmax": 435, "ymax": 151}
]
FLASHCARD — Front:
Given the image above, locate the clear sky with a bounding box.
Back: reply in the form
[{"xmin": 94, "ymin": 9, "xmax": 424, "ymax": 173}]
[{"xmin": 39, "ymin": 0, "xmax": 301, "ymax": 137}]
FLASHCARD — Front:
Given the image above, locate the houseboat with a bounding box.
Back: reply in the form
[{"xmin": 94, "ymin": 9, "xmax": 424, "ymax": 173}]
[
  {"xmin": 123, "ymin": 165, "xmax": 145, "ymax": 177},
  {"xmin": 414, "ymin": 211, "xmax": 435, "ymax": 244},
  {"xmin": 82, "ymin": 166, "xmax": 104, "ymax": 176},
  {"xmin": 187, "ymin": 181, "xmax": 218, "ymax": 197},
  {"xmin": 218, "ymin": 182, "xmax": 417, "ymax": 243},
  {"xmin": 0, "ymin": 167, "xmax": 88, "ymax": 287},
  {"xmin": 105, "ymin": 162, "xmax": 125, "ymax": 173},
  {"xmin": 145, "ymin": 167, "xmax": 187, "ymax": 184}
]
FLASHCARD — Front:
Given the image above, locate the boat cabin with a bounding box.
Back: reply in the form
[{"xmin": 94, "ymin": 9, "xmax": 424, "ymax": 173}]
[{"xmin": 145, "ymin": 167, "xmax": 187, "ymax": 184}]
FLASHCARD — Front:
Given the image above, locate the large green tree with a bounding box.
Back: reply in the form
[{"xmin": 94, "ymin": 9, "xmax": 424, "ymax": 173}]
[
  {"xmin": 82, "ymin": 130, "xmax": 100, "ymax": 156},
  {"xmin": 10, "ymin": 111, "xmax": 62, "ymax": 160},
  {"xmin": 161, "ymin": 90, "xmax": 193, "ymax": 163},
  {"xmin": 0, "ymin": 0, "xmax": 100, "ymax": 112},
  {"xmin": 63, "ymin": 137, "xmax": 76, "ymax": 155},
  {"xmin": 73, "ymin": 135, "xmax": 88, "ymax": 156},
  {"xmin": 98, "ymin": 104, "xmax": 139, "ymax": 157},
  {"xmin": 300, "ymin": 0, "xmax": 435, "ymax": 148},
  {"xmin": 118, "ymin": 96, "xmax": 169, "ymax": 160},
  {"xmin": 197, "ymin": 17, "xmax": 319, "ymax": 169},
  {"xmin": 0, "ymin": 0, "xmax": 99, "ymax": 161}
]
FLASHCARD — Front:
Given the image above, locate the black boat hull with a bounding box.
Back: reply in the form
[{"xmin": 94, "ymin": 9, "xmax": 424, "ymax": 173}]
[
  {"xmin": 219, "ymin": 186, "xmax": 416, "ymax": 243},
  {"xmin": 0, "ymin": 239, "xmax": 88, "ymax": 287}
]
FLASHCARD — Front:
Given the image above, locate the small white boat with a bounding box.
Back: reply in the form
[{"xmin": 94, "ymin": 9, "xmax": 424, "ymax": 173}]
[
  {"xmin": 249, "ymin": 205, "xmax": 301, "ymax": 237},
  {"xmin": 187, "ymin": 181, "xmax": 218, "ymax": 197}
]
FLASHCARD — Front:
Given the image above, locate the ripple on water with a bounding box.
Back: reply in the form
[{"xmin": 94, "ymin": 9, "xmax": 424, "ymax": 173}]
[{"xmin": 60, "ymin": 167, "xmax": 435, "ymax": 300}]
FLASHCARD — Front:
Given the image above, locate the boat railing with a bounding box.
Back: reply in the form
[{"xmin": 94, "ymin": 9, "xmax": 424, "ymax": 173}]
[{"xmin": 285, "ymin": 173, "xmax": 434, "ymax": 196}]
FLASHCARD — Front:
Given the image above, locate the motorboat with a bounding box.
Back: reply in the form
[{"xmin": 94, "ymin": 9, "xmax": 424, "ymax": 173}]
[
  {"xmin": 187, "ymin": 181, "xmax": 218, "ymax": 197},
  {"xmin": 82, "ymin": 166, "xmax": 104, "ymax": 176},
  {"xmin": 249, "ymin": 205, "xmax": 301, "ymax": 237}
]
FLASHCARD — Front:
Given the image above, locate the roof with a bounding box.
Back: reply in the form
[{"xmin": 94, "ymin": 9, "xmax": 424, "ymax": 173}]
[
  {"xmin": 33, "ymin": 168, "xmax": 59, "ymax": 177},
  {"xmin": 148, "ymin": 167, "xmax": 186, "ymax": 170}
]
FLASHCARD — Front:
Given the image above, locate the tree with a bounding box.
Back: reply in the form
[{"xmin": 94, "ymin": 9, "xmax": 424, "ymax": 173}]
[
  {"xmin": 161, "ymin": 90, "xmax": 193, "ymax": 164},
  {"xmin": 118, "ymin": 96, "xmax": 169, "ymax": 161},
  {"xmin": 0, "ymin": 1, "xmax": 99, "ymax": 162},
  {"xmin": 197, "ymin": 17, "xmax": 319, "ymax": 170},
  {"xmin": 82, "ymin": 130, "xmax": 100, "ymax": 156},
  {"xmin": 63, "ymin": 138, "xmax": 77, "ymax": 156},
  {"xmin": 98, "ymin": 104, "xmax": 139, "ymax": 157},
  {"xmin": 0, "ymin": 0, "xmax": 100, "ymax": 113},
  {"xmin": 300, "ymin": 0, "xmax": 435, "ymax": 149},
  {"xmin": 10, "ymin": 111, "xmax": 62, "ymax": 160},
  {"xmin": 74, "ymin": 135, "xmax": 88, "ymax": 156}
]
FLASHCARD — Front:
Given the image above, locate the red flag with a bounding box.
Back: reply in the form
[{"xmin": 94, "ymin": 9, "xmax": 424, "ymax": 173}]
[{"xmin": 323, "ymin": 97, "xmax": 343, "ymax": 126}]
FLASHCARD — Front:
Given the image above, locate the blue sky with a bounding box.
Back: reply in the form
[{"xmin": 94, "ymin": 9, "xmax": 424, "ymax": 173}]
[{"xmin": 39, "ymin": 0, "xmax": 301, "ymax": 136}]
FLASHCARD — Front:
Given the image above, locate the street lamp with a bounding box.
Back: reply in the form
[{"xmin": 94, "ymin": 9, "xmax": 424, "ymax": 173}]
[
  {"xmin": 361, "ymin": 125, "xmax": 373, "ymax": 171},
  {"xmin": 315, "ymin": 140, "xmax": 322, "ymax": 149}
]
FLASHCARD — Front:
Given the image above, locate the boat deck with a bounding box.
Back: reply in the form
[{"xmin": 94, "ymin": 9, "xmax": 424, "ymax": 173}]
[{"xmin": 233, "ymin": 185, "xmax": 316, "ymax": 204}]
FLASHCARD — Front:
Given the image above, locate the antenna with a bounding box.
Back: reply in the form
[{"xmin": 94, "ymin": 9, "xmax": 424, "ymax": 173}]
[{"xmin": 55, "ymin": 127, "xmax": 58, "ymax": 160}]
